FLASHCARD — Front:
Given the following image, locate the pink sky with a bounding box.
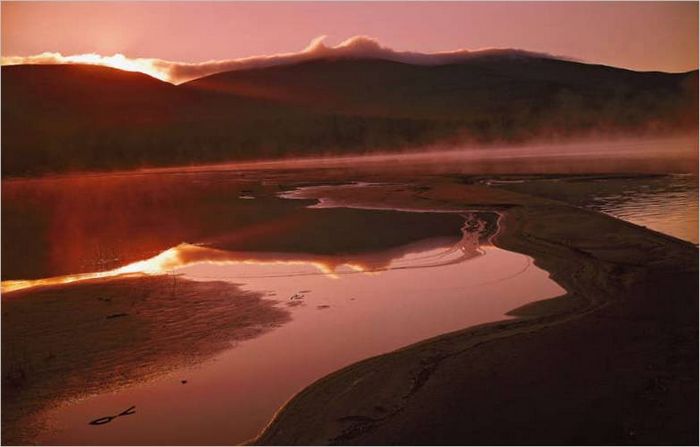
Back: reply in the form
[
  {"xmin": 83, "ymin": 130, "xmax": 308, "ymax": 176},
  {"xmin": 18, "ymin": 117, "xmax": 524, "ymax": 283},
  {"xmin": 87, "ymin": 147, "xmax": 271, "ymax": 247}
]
[{"xmin": 2, "ymin": 1, "xmax": 698, "ymax": 73}]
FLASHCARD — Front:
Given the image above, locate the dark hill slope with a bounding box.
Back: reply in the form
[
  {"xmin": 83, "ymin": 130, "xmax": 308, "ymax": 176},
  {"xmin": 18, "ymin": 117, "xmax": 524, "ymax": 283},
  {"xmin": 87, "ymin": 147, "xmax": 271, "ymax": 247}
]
[
  {"xmin": 3, "ymin": 64, "xmax": 449, "ymax": 176},
  {"xmin": 2, "ymin": 57, "xmax": 697, "ymax": 176},
  {"xmin": 3, "ymin": 65, "xmax": 186, "ymax": 174},
  {"xmin": 184, "ymin": 56, "xmax": 697, "ymax": 127}
]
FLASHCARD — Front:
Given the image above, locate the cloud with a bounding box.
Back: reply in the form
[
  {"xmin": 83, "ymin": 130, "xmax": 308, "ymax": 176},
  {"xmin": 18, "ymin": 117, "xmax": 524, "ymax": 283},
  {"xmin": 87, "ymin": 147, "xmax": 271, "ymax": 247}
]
[
  {"xmin": 1, "ymin": 52, "xmax": 172, "ymax": 82},
  {"xmin": 1, "ymin": 35, "xmax": 565, "ymax": 84}
]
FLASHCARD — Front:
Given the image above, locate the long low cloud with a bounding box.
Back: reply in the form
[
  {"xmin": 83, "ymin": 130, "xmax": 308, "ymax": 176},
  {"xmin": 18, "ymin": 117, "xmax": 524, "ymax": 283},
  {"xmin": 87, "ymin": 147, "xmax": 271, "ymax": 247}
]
[{"xmin": 1, "ymin": 35, "xmax": 565, "ymax": 84}]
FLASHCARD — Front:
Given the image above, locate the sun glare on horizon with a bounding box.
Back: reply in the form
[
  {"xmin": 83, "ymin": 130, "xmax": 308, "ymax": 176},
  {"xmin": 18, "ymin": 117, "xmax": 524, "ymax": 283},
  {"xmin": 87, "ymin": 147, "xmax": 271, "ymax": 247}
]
[{"xmin": 1, "ymin": 52, "xmax": 172, "ymax": 82}]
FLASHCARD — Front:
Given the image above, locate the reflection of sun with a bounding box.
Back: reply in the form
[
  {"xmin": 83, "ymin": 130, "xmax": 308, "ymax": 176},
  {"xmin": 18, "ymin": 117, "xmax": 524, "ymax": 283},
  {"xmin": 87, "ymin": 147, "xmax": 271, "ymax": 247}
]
[{"xmin": 0, "ymin": 244, "xmax": 370, "ymax": 293}]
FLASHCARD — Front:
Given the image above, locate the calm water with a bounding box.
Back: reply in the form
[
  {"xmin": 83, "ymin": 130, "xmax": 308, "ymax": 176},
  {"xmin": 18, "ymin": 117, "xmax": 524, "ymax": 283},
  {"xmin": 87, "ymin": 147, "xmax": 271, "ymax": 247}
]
[
  {"xmin": 3, "ymin": 148, "xmax": 696, "ymax": 444},
  {"xmin": 2, "ymin": 139, "xmax": 698, "ymax": 444},
  {"xmin": 580, "ymin": 175, "xmax": 698, "ymax": 244},
  {"xmin": 2, "ymin": 171, "xmax": 469, "ymax": 281},
  {"xmin": 491, "ymin": 174, "xmax": 698, "ymax": 244},
  {"xmin": 2, "ymin": 171, "xmax": 564, "ymax": 445},
  {"xmin": 35, "ymin": 224, "xmax": 562, "ymax": 445}
]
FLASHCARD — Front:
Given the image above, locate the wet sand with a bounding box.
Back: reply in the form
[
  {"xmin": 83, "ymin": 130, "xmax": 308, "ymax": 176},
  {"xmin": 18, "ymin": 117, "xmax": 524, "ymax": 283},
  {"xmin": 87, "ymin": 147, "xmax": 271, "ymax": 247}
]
[
  {"xmin": 254, "ymin": 178, "xmax": 698, "ymax": 445},
  {"xmin": 480, "ymin": 173, "xmax": 699, "ymax": 244},
  {"xmin": 2, "ymin": 276, "xmax": 289, "ymax": 443},
  {"xmin": 31, "ymin": 235, "xmax": 562, "ymax": 445},
  {"xmin": 2, "ymin": 179, "xmax": 545, "ymax": 444},
  {"xmin": 2, "ymin": 170, "xmax": 697, "ymax": 445}
]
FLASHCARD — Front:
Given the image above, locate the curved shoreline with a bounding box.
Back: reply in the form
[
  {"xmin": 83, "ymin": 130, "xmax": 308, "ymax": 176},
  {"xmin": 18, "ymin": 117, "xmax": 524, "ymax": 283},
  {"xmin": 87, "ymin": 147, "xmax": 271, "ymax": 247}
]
[
  {"xmin": 253, "ymin": 180, "xmax": 698, "ymax": 445},
  {"xmin": 1, "ymin": 188, "xmax": 537, "ymax": 445}
]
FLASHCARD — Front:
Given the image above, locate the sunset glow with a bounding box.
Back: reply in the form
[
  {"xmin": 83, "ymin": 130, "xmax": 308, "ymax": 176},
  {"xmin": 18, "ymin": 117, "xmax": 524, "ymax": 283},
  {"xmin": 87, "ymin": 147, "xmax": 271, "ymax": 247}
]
[
  {"xmin": 2, "ymin": 1, "xmax": 698, "ymax": 446},
  {"xmin": 0, "ymin": 243, "xmax": 371, "ymax": 293},
  {"xmin": 1, "ymin": 225, "xmax": 485, "ymax": 294},
  {"xmin": 1, "ymin": 35, "xmax": 564, "ymax": 84},
  {"xmin": 2, "ymin": 2, "xmax": 697, "ymax": 81},
  {"xmin": 1, "ymin": 51, "xmax": 171, "ymax": 81}
]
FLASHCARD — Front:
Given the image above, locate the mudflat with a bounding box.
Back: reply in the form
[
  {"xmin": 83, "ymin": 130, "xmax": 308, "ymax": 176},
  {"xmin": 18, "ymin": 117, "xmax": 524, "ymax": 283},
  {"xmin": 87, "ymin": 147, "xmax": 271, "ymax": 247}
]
[
  {"xmin": 2, "ymin": 276, "xmax": 290, "ymax": 443},
  {"xmin": 254, "ymin": 175, "xmax": 698, "ymax": 445},
  {"xmin": 1, "ymin": 175, "xmax": 472, "ymax": 444},
  {"xmin": 2, "ymin": 170, "xmax": 696, "ymax": 445}
]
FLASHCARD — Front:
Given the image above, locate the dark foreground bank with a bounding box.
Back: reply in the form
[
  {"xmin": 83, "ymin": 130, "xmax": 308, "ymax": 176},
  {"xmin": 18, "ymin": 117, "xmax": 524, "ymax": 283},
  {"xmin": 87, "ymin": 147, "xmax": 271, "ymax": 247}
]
[{"xmin": 254, "ymin": 179, "xmax": 698, "ymax": 445}]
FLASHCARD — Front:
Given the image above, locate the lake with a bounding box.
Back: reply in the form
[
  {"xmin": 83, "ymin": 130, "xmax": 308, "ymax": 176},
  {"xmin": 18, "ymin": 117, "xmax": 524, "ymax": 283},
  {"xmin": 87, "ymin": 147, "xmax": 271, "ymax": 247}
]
[
  {"xmin": 2, "ymin": 138, "xmax": 697, "ymax": 444},
  {"xmin": 2, "ymin": 169, "xmax": 564, "ymax": 444},
  {"xmin": 488, "ymin": 174, "xmax": 698, "ymax": 244}
]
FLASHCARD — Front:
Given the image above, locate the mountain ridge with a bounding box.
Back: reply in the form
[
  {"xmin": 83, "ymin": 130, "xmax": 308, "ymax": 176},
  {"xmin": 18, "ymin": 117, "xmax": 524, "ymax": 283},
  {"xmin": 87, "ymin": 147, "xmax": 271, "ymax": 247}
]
[
  {"xmin": 2, "ymin": 55, "xmax": 697, "ymax": 177},
  {"xmin": 5, "ymin": 35, "xmax": 694, "ymax": 85}
]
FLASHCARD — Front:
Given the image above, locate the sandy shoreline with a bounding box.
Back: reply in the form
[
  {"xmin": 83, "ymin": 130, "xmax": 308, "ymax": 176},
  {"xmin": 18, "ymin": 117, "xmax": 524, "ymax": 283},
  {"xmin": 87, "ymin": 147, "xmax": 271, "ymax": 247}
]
[
  {"xmin": 2, "ymin": 173, "xmax": 696, "ymax": 445},
  {"xmin": 254, "ymin": 179, "xmax": 698, "ymax": 445},
  {"xmin": 1, "ymin": 276, "xmax": 291, "ymax": 443},
  {"xmin": 0, "ymin": 180, "xmax": 499, "ymax": 444}
]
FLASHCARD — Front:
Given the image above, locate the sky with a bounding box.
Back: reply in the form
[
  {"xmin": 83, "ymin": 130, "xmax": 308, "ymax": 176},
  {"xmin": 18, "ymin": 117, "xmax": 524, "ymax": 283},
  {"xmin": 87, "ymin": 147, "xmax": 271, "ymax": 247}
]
[{"xmin": 2, "ymin": 1, "xmax": 698, "ymax": 80}]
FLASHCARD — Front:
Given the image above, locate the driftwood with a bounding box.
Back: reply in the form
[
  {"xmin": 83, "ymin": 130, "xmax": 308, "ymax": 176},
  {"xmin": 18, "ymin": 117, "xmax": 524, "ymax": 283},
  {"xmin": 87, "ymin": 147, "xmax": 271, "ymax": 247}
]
[{"xmin": 89, "ymin": 406, "xmax": 135, "ymax": 425}]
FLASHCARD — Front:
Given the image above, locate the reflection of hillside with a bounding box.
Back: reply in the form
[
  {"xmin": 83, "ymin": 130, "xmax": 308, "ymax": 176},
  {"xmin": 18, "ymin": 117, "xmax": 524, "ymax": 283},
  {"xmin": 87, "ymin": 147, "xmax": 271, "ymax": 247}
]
[
  {"xmin": 1, "ymin": 213, "xmax": 495, "ymax": 294},
  {"xmin": 180, "ymin": 212, "xmax": 494, "ymax": 276},
  {"xmin": 2, "ymin": 173, "xmax": 465, "ymax": 280}
]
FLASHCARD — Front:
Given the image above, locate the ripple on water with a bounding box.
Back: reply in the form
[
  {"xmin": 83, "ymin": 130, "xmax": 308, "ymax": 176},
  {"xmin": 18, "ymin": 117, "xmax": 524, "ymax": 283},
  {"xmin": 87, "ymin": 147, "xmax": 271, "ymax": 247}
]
[{"xmin": 586, "ymin": 175, "xmax": 698, "ymax": 244}]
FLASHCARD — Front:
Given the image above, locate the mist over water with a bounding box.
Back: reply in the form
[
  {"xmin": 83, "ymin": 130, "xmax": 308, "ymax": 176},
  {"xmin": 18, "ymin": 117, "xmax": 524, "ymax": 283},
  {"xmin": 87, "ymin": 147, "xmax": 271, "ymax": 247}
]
[
  {"xmin": 140, "ymin": 134, "xmax": 698, "ymax": 177},
  {"xmin": 2, "ymin": 133, "xmax": 697, "ymax": 445}
]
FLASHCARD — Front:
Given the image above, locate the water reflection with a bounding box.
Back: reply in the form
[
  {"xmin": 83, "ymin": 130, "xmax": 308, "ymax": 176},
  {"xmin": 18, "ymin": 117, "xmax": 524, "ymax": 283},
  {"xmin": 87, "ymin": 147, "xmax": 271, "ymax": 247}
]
[
  {"xmin": 2, "ymin": 173, "xmax": 465, "ymax": 280},
  {"xmin": 2, "ymin": 212, "xmax": 489, "ymax": 294},
  {"xmin": 2, "ymin": 172, "xmax": 291, "ymax": 280},
  {"xmin": 28, "ymin": 214, "xmax": 564, "ymax": 445},
  {"xmin": 584, "ymin": 175, "xmax": 698, "ymax": 244},
  {"xmin": 491, "ymin": 174, "xmax": 698, "ymax": 244}
]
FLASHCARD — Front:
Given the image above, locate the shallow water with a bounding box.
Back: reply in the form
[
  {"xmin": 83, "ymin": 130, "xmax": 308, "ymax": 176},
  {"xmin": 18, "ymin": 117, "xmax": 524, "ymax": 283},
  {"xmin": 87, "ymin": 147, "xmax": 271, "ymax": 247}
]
[
  {"xmin": 491, "ymin": 174, "xmax": 698, "ymax": 244},
  {"xmin": 8, "ymin": 158, "xmax": 694, "ymax": 444},
  {"xmin": 2, "ymin": 172, "xmax": 565, "ymax": 445},
  {"xmin": 1, "ymin": 172, "xmax": 463, "ymax": 281},
  {"xmin": 34, "ymin": 217, "xmax": 563, "ymax": 445},
  {"xmin": 580, "ymin": 175, "xmax": 698, "ymax": 244}
]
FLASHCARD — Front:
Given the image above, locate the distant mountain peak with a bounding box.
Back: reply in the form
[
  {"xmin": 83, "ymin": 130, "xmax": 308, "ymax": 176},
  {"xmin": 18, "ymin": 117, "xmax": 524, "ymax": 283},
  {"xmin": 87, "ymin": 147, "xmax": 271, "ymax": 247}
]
[
  {"xmin": 3, "ymin": 42, "xmax": 695, "ymax": 177},
  {"xmin": 301, "ymin": 35, "xmax": 561, "ymax": 64},
  {"xmin": 2, "ymin": 35, "xmax": 566, "ymax": 85}
]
